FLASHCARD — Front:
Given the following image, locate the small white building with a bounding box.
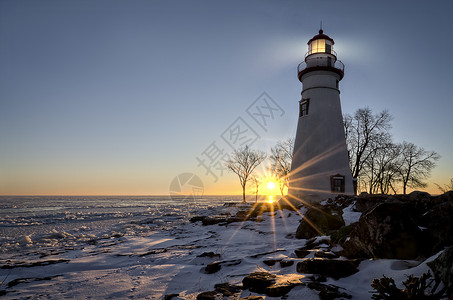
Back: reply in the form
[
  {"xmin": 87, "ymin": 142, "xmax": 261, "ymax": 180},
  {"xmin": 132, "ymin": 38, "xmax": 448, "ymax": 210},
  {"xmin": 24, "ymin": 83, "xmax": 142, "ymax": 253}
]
[{"xmin": 288, "ymin": 29, "xmax": 354, "ymax": 204}]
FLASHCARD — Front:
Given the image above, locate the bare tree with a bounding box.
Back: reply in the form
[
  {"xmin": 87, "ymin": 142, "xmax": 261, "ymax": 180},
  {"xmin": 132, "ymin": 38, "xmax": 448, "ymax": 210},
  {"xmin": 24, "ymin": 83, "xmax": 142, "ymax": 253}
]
[
  {"xmin": 252, "ymin": 176, "xmax": 262, "ymax": 203},
  {"xmin": 226, "ymin": 146, "xmax": 266, "ymax": 203},
  {"xmin": 269, "ymin": 138, "xmax": 293, "ymax": 196},
  {"xmin": 435, "ymin": 178, "xmax": 453, "ymax": 193},
  {"xmin": 362, "ymin": 141, "xmax": 401, "ymax": 194},
  {"xmin": 398, "ymin": 141, "xmax": 440, "ymax": 194},
  {"xmin": 344, "ymin": 107, "xmax": 393, "ymax": 193}
]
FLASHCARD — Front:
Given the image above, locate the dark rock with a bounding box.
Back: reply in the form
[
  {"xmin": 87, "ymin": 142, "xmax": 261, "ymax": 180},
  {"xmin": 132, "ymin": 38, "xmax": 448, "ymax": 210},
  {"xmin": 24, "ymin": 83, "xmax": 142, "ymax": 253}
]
[
  {"xmin": 242, "ymin": 272, "xmax": 303, "ymax": 297},
  {"xmin": 275, "ymin": 198, "xmax": 299, "ymax": 211},
  {"xmin": 197, "ymin": 252, "xmax": 220, "ymax": 258},
  {"xmin": 266, "ymin": 280, "xmax": 301, "ymax": 297},
  {"xmin": 285, "ymin": 233, "xmax": 295, "ymax": 239},
  {"xmin": 242, "ymin": 272, "xmax": 277, "ymax": 294},
  {"xmin": 138, "ymin": 248, "xmax": 168, "ymax": 256},
  {"xmin": 402, "ymin": 191, "xmax": 436, "ymax": 217},
  {"xmin": 204, "ymin": 259, "xmax": 242, "ymax": 274},
  {"xmin": 164, "ymin": 294, "xmax": 179, "ymax": 300},
  {"xmin": 213, "ymin": 283, "xmax": 242, "ymax": 296},
  {"xmin": 296, "ymin": 259, "xmax": 360, "ymax": 279},
  {"xmin": 407, "ymin": 190, "xmax": 431, "ymax": 202},
  {"xmin": 204, "ymin": 262, "xmax": 221, "ymax": 274},
  {"xmin": 189, "ymin": 216, "xmax": 206, "ymax": 223},
  {"xmin": 427, "ymin": 246, "xmax": 453, "ymax": 297},
  {"xmin": 196, "ymin": 291, "xmax": 219, "ymax": 300},
  {"xmin": 1, "ymin": 259, "xmax": 70, "ymax": 269},
  {"xmin": 226, "ymin": 217, "xmax": 247, "ymax": 223},
  {"xmin": 341, "ymin": 202, "xmax": 422, "ymax": 259},
  {"xmin": 331, "ymin": 194, "xmax": 356, "ymax": 208},
  {"xmin": 354, "ymin": 194, "xmax": 389, "ymax": 212},
  {"xmin": 434, "ymin": 190, "xmax": 453, "ymax": 203},
  {"xmin": 307, "ymin": 282, "xmax": 352, "ymax": 300},
  {"xmin": 419, "ymin": 201, "xmax": 453, "ymax": 255},
  {"xmin": 306, "ymin": 237, "xmax": 331, "ymax": 249},
  {"xmin": 250, "ymin": 249, "xmax": 285, "ymax": 258},
  {"xmin": 202, "ymin": 216, "xmax": 228, "ymax": 226},
  {"xmin": 280, "ymin": 260, "xmax": 294, "ymax": 267},
  {"xmin": 294, "ymin": 248, "xmax": 310, "ymax": 258},
  {"xmin": 330, "ymin": 224, "xmax": 354, "ymax": 244},
  {"xmin": 296, "ymin": 204, "xmax": 345, "ymax": 239},
  {"xmin": 223, "ymin": 202, "xmax": 241, "ymax": 207},
  {"xmin": 6, "ymin": 275, "xmax": 61, "ymax": 289},
  {"xmin": 263, "ymin": 259, "xmax": 280, "ymax": 266},
  {"xmin": 189, "ymin": 216, "xmax": 205, "ymax": 223},
  {"xmin": 314, "ymin": 251, "xmax": 338, "ymax": 259}
]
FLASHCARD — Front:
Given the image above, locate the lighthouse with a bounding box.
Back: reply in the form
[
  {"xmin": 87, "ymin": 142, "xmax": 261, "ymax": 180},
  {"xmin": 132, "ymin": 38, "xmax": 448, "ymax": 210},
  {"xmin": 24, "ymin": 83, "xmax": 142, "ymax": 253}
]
[{"xmin": 288, "ymin": 29, "xmax": 354, "ymax": 204}]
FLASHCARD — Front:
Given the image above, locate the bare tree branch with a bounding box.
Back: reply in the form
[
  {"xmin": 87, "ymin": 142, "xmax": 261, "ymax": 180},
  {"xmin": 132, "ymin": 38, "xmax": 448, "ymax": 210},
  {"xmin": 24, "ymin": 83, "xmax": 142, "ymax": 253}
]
[
  {"xmin": 269, "ymin": 138, "xmax": 293, "ymax": 196},
  {"xmin": 398, "ymin": 141, "xmax": 440, "ymax": 194},
  {"xmin": 225, "ymin": 146, "xmax": 266, "ymax": 203}
]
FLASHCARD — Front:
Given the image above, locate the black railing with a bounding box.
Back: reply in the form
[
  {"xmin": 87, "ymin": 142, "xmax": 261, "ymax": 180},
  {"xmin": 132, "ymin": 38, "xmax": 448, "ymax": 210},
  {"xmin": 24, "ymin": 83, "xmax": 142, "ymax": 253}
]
[{"xmin": 298, "ymin": 56, "xmax": 344, "ymax": 75}]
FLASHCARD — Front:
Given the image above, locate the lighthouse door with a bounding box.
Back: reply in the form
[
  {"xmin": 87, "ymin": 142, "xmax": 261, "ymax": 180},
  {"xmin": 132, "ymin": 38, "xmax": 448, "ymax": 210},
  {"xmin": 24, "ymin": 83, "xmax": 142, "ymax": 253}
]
[{"xmin": 327, "ymin": 57, "xmax": 332, "ymax": 67}]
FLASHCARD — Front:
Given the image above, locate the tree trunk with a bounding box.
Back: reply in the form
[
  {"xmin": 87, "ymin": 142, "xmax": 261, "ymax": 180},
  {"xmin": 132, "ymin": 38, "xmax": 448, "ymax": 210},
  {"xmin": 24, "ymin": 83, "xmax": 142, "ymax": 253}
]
[{"xmin": 242, "ymin": 185, "xmax": 246, "ymax": 203}]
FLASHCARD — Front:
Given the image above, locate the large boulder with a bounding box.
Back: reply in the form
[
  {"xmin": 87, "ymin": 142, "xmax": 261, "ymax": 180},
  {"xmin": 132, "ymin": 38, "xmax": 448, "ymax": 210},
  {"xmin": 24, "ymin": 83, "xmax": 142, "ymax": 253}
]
[
  {"xmin": 402, "ymin": 191, "xmax": 436, "ymax": 218},
  {"xmin": 354, "ymin": 193, "xmax": 389, "ymax": 212},
  {"xmin": 341, "ymin": 202, "xmax": 422, "ymax": 259},
  {"xmin": 418, "ymin": 201, "xmax": 453, "ymax": 256},
  {"xmin": 296, "ymin": 205, "xmax": 345, "ymax": 239},
  {"xmin": 427, "ymin": 246, "xmax": 453, "ymax": 298},
  {"xmin": 434, "ymin": 190, "xmax": 453, "ymax": 203}
]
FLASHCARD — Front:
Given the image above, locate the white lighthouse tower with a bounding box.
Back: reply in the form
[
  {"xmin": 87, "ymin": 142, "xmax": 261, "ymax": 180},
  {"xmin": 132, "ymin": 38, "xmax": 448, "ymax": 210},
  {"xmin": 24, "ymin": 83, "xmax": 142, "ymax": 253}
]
[{"xmin": 288, "ymin": 29, "xmax": 354, "ymax": 204}]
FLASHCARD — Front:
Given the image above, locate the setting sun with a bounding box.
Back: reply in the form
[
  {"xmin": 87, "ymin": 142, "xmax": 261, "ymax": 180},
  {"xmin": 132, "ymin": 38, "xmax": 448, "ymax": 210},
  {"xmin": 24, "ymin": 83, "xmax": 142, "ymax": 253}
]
[{"xmin": 266, "ymin": 181, "xmax": 276, "ymax": 190}]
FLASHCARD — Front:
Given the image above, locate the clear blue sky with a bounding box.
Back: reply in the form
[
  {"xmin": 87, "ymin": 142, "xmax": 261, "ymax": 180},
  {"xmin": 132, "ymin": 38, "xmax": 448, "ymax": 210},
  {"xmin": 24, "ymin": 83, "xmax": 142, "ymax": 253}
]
[{"xmin": 1, "ymin": 0, "xmax": 452, "ymax": 195}]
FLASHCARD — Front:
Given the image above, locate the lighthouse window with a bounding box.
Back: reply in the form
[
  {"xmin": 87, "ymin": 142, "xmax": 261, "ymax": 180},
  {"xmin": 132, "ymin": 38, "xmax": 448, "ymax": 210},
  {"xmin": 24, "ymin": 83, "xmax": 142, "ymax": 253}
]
[
  {"xmin": 309, "ymin": 39, "xmax": 325, "ymax": 54},
  {"xmin": 299, "ymin": 99, "xmax": 309, "ymax": 117},
  {"xmin": 330, "ymin": 175, "xmax": 345, "ymax": 193},
  {"xmin": 326, "ymin": 41, "xmax": 332, "ymax": 54}
]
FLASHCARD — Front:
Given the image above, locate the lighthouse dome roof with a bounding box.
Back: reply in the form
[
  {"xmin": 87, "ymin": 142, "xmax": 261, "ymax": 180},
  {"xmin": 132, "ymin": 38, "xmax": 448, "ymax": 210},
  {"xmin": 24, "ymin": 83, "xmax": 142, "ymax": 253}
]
[{"xmin": 307, "ymin": 29, "xmax": 334, "ymax": 45}]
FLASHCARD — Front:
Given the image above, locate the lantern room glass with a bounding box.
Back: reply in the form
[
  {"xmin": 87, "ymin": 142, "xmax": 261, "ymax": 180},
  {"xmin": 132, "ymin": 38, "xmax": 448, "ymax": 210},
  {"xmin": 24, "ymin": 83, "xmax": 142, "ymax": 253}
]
[{"xmin": 309, "ymin": 39, "xmax": 333, "ymax": 55}]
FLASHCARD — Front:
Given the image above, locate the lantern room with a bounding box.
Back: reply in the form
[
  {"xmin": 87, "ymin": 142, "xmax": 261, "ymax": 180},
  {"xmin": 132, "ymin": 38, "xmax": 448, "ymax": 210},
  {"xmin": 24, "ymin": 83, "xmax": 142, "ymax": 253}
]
[
  {"xmin": 307, "ymin": 29, "xmax": 335, "ymax": 56},
  {"xmin": 298, "ymin": 29, "xmax": 344, "ymax": 81}
]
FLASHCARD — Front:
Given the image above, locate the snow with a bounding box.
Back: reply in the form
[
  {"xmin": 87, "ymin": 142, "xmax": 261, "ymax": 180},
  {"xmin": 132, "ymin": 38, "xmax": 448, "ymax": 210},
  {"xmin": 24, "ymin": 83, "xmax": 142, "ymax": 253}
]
[
  {"xmin": 0, "ymin": 196, "xmax": 443, "ymax": 299},
  {"xmin": 342, "ymin": 203, "xmax": 362, "ymax": 226}
]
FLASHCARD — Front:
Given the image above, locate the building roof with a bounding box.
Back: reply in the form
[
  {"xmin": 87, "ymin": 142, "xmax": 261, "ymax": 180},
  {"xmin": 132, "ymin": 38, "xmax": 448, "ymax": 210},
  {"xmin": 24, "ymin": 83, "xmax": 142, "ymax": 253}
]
[{"xmin": 307, "ymin": 29, "xmax": 335, "ymax": 45}]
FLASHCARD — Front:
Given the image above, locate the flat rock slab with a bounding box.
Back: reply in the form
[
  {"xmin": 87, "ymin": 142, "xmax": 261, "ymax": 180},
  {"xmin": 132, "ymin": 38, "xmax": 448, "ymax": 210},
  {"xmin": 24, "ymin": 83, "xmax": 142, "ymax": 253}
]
[
  {"xmin": 242, "ymin": 272, "xmax": 303, "ymax": 297},
  {"xmin": 204, "ymin": 259, "xmax": 242, "ymax": 274}
]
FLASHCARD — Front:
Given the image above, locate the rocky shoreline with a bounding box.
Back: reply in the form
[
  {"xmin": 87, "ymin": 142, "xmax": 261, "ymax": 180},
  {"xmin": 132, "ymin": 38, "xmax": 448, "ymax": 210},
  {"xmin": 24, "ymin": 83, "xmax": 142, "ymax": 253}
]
[
  {"xmin": 169, "ymin": 191, "xmax": 453, "ymax": 299},
  {"xmin": 1, "ymin": 193, "xmax": 451, "ymax": 299}
]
